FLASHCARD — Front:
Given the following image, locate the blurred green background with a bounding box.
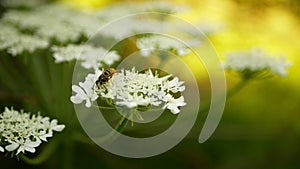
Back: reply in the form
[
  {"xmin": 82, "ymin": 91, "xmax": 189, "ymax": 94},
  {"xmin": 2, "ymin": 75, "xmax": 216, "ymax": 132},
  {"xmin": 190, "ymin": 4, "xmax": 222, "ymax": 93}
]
[{"xmin": 1, "ymin": 0, "xmax": 300, "ymax": 169}]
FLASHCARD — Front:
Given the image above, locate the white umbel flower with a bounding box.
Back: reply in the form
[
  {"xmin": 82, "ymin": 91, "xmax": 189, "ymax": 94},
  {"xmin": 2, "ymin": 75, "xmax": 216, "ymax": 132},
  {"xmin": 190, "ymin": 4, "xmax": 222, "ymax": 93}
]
[
  {"xmin": 2, "ymin": 8, "xmax": 81, "ymax": 43},
  {"xmin": 2, "ymin": 4, "xmax": 104, "ymax": 43},
  {"xmin": 51, "ymin": 44, "xmax": 120, "ymax": 70},
  {"xmin": 97, "ymin": 1, "xmax": 187, "ymax": 21},
  {"xmin": 0, "ymin": 107, "xmax": 65, "ymax": 155},
  {"xmin": 95, "ymin": 68, "xmax": 186, "ymax": 114},
  {"xmin": 0, "ymin": 0, "xmax": 44, "ymax": 8},
  {"xmin": 51, "ymin": 44, "xmax": 83, "ymax": 63},
  {"xmin": 136, "ymin": 35, "xmax": 192, "ymax": 57},
  {"xmin": 0, "ymin": 22, "xmax": 49, "ymax": 56},
  {"xmin": 223, "ymin": 48, "xmax": 292, "ymax": 78}
]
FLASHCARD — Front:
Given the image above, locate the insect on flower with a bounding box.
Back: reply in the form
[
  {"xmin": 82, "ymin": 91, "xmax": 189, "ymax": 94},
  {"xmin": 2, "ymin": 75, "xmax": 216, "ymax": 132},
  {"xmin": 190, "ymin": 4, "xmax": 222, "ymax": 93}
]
[{"xmin": 95, "ymin": 68, "xmax": 116, "ymax": 89}]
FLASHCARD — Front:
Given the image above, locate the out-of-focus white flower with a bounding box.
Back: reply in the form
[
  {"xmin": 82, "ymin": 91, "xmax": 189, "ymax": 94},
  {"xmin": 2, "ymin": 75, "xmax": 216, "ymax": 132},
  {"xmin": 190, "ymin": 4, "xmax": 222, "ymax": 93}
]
[
  {"xmin": 196, "ymin": 21, "xmax": 223, "ymax": 36},
  {"xmin": 2, "ymin": 4, "xmax": 104, "ymax": 43},
  {"xmin": 2, "ymin": 9, "xmax": 81, "ymax": 43},
  {"xmin": 0, "ymin": 0, "xmax": 46, "ymax": 8},
  {"xmin": 142, "ymin": 1, "xmax": 189, "ymax": 14},
  {"xmin": 0, "ymin": 22, "xmax": 49, "ymax": 56},
  {"xmin": 51, "ymin": 44, "xmax": 83, "ymax": 63},
  {"xmin": 95, "ymin": 68, "xmax": 186, "ymax": 114},
  {"xmin": 97, "ymin": 1, "xmax": 188, "ymax": 21},
  {"xmin": 179, "ymin": 21, "xmax": 223, "ymax": 38},
  {"xmin": 71, "ymin": 70, "xmax": 101, "ymax": 107},
  {"xmin": 7, "ymin": 35, "xmax": 49, "ymax": 56},
  {"xmin": 67, "ymin": 13, "xmax": 104, "ymax": 38},
  {"xmin": 51, "ymin": 44, "xmax": 120, "ymax": 70},
  {"xmin": 98, "ymin": 17, "xmax": 168, "ymax": 40},
  {"xmin": 223, "ymin": 48, "xmax": 292, "ymax": 78},
  {"xmin": 0, "ymin": 107, "xmax": 65, "ymax": 155},
  {"xmin": 136, "ymin": 35, "xmax": 193, "ymax": 57},
  {"xmin": 96, "ymin": 2, "xmax": 190, "ymax": 41},
  {"xmin": 0, "ymin": 22, "xmax": 19, "ymax": 50},
  {"xmin": 1, "ymin": 2, "xmax": 193, "ymax": 54},
  {"xmin": 80, "ymin": 47, "xmax": 120, "ymax": 70}
]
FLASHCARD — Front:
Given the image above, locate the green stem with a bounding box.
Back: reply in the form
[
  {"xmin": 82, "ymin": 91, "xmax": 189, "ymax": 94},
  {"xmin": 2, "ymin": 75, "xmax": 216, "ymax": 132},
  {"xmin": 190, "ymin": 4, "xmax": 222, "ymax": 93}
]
[
  {"xmin": 226, "ymin": 78, "xmax": 252, "ymax": 99},
  {"xmin": 92, "ymin": 104, "xmax": 116, "ymax": 109},
  {"xmin": 97, "ymin": 113, "xmax": 129, "ymax": 143},
  {"xmin": 133, "ymin": 110, "xmax": 144, "ymax": 121},
  {"xmin": 62, "ymin": 140, "xmax": 73, "ymax": 169},
  {"xmin": 19, "ymin": 138, "xmax": 58, "ymax": 165},
  {"xmin": 115, "ymin": 115, "xmax": 129, "ymax": 132},
  {"xmin": 199, "ymin": 78, "xmax": 252, "ymax": 114}
]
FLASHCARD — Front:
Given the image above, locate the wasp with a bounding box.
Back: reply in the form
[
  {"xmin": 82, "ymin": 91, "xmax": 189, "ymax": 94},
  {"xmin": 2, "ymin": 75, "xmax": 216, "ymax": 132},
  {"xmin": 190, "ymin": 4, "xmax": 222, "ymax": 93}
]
[{"xmin": 95, "ymin": 68, "xmax": 116, "ymax": 89}]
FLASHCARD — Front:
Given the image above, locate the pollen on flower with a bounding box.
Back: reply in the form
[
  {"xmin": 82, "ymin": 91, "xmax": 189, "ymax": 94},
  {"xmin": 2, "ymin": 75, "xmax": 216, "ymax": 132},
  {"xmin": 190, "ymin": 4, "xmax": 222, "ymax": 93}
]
[
  {"xmin": 94, "ymin": 68, "xmax": 186, "ymax": 114},
  {"xmin": 0, "ymin": 107, "xmax": 65, "ymax": 155}
]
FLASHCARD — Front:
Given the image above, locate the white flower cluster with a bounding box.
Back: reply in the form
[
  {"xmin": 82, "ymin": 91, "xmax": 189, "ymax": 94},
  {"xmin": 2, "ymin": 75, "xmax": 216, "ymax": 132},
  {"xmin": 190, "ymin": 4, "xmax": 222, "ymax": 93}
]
[
  {"xmin": 2, "ymin": 4, "xmax": 103, "ymax": 43},
  {"xmin": 0, "ymin": 2, "xmax": 194, "ymax": 57},
  {"xmin": 223, "ymin": 48, "xmax": 292, "ymax": 78},
  {"xmin": 97, "ymin": 1, "xmax": 188, "ymax": 21},
  {"xmin": 179, "ymin": 21, "xmax": 223, "ymax": 38},
  {"xmin": 98, "ymin": 18, "xmax": 169, "ymax": 40},
  {"xmin": 136, "ymin": 35, "xmax": 192, "ymax": 57},
  {"xmin": 51, "ymin": 44, "xmax": 120, "ymax": 70},
  {"xmin": 0, "ymin": 107, "xmax": 65, "ymax": 155},
  {"xmin": 3, "ymin": 9, "xmax": 78, "ymax": 43},
  {"xmin": 104, "ymin": 68, "xmax": 185, "ymax": 114},
  {"xmin": 142, "ymin": 1, "xmax": 189, "ymax": 14},
  {"xmin": 71, "ymin": 68, "xmax": 186, "ymax": 114},
  {"xmin": 0, "ymin": 0, "xmax": 46, "ymax": 8},
  {"xmin": 0, "ymin": 22, "xmax": 49, "ymax": 56},
  {"xmin": 3, "ymin": 2, "xmax": 187, "ymax": 44},
  {"xmin": 95, "ymin": 2, "xmax": 190, "ymax": 40}
]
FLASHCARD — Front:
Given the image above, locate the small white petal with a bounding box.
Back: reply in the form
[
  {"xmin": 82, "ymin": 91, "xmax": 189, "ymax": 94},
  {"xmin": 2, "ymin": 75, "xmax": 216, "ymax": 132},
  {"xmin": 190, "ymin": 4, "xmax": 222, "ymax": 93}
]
[
  {"xmin": 50, "ymin": 119, "xmax": 65, "ymax": 132},
  {"xmin": 70, "ymin": 96, "xmax": 84, "ymax": 104},
  {"xmin": 52, "ymin": 124, "xmax": 65, "ymax": 132},
  {"xmin": 16, "ymin": 146, "xmax": 25, "ymax": 155},
  {"xmin": 25, "ymin": 147, "xmax": 36, "ymax": 153},
  {"xmin": 85, "ymin": 99, "xmax": 92, "ymax": 108},
  {"xmin": 25, "ymin": 140, "xmax": 41, "ymax": 148},
  {"xmin": 72, "ymin": 85, "xmax": 85, "ymax": 95},
  {"xmin": 39, "ymin": 133, "xmax": 53, "ymax": 142},
  {"xmin": 0, "ymin": 146, "xmax": 4, "ymax": 152},
  {"xmin": 5, "ymin": 143, "xmax": 19, "ymax": 152}
]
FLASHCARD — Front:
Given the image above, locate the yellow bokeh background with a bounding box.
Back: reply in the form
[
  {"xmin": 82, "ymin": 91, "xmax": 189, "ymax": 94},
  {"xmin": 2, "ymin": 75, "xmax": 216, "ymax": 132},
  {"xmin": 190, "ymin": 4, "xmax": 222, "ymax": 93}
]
[
  {"xmin": 62, "ymin": 0, "xmax": 299, "ymax": 86},
  {"xmin": 64, "ymin": 0, "xmax": 300, "ymax": 135}
]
